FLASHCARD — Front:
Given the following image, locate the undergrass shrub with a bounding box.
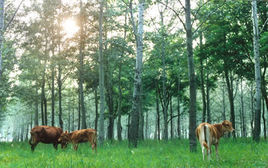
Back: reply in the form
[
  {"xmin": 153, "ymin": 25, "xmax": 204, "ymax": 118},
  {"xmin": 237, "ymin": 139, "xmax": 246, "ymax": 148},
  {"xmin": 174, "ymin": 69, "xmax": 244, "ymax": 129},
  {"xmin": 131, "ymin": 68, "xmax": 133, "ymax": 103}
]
[{"xmin": 0, "ymin": 138, "xmax": 267, "ymax": 168}]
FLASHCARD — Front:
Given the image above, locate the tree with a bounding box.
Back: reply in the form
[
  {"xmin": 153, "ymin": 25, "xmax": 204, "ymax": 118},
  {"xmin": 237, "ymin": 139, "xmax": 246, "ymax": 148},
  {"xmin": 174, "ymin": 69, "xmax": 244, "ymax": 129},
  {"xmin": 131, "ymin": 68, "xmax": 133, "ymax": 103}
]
[
  {"xmin": 252, "ymin": 0, "xmax": 261, "ymax": 142},
  {"xmin": 98, "ymin": 0, "xmax": 105, "ymax": 145},
  {"xmin": 129, "ymin": 0, "xmax": 145, "ymax": 148},
  {"xmin": 0, "ymin": 0, "xmax": 4, "ymax": 80}
]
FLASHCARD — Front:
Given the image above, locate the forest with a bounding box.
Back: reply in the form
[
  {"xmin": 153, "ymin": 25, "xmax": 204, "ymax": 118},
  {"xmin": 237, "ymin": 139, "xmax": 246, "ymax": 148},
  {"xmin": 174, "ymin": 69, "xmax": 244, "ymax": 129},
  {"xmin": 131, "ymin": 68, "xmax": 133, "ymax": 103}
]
[{"xmin": 0, "ymin": 0, "xmax": 267, "ymax": 167}]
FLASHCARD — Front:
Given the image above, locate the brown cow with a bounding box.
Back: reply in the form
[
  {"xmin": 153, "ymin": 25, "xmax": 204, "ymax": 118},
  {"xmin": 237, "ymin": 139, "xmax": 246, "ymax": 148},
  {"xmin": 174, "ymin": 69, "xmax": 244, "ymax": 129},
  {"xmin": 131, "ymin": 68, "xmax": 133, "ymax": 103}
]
[
  {"xmin": 29, "ymin": 126, "xmax": 63, "ymax": 151},
  {"xmin": 196, "ymin": 120, "xmax": 234, "ymax": 160},
  {"xmin": 58, "ymin": 128, "xmax": 97, "ymax": 152}
]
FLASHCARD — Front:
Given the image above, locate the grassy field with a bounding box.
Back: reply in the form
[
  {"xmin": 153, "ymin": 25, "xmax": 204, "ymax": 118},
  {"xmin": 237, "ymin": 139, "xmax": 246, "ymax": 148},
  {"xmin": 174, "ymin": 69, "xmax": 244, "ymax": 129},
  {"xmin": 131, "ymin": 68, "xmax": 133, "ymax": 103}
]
[{"xmin": 0, "ymin": 138, "xmax": 267, "ymax": 168}]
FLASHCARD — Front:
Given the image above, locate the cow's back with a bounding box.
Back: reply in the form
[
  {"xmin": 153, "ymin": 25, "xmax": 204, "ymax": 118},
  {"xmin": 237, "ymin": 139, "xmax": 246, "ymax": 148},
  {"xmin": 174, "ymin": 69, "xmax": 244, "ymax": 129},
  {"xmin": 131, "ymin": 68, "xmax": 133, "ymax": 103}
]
[{"xmin": 30, "ymin": 126, "xmax": 63, "ymax": 144}]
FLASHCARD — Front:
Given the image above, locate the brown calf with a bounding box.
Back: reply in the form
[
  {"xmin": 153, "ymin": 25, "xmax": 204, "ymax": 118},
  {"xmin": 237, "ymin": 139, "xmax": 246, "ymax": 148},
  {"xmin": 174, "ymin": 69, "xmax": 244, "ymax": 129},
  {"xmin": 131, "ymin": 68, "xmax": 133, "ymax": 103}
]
[
  {"xmin": 195, "ymin": 120, "xmax": 234, "ymax": 160},
  {"xmin": 29, "ymin": 126, "xmax": 63, "ymax": 151},
  {"xmin": 58, "ymin": 128, "xmax": 97, "ymax": 152}
]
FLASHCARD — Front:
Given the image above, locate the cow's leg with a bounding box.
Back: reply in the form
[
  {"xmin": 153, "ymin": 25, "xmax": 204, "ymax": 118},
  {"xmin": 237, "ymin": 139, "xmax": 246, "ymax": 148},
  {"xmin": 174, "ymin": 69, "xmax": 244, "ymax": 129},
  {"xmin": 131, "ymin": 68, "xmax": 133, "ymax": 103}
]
[
  {"xmin": 31, "ymin": 143, "xmax": 38, "ymax": 152},
  {"xmin": 53, "ymin": 143, "xmax": 58, "ymax": 150},
  {"xmin": 73, "ymin": 144, "xmax": 78, "ymax": 151},
  {"xmin": 207, "ymin": 147, "xmax": 211, "ymax": 160},
  {"xmin": 202, "ymin": 146, "xmax": 205, "ymax": 160},
  {"xmin": 215, "ymin": 143, "xmax": 219, "ymax": 159}
]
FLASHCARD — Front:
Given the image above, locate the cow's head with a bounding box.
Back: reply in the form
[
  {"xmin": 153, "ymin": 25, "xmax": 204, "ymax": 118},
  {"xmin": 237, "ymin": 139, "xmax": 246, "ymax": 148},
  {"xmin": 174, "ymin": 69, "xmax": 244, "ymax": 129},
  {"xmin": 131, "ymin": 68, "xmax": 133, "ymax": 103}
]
[
  {"xmin": 58, "ymin": 131, "xmax": 70, "ymax": 149},
  {"xmin": 222, "ymin": 120, "xmax": 235, "ymax": 133}
]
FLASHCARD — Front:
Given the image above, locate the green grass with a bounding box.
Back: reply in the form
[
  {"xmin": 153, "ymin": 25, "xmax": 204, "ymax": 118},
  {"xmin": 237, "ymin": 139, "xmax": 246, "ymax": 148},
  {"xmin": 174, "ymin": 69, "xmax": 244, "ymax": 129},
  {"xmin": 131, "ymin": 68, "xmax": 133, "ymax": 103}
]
[{"xmin": 0, "ymin": 138, "xmax": 267, "ymax": 168}]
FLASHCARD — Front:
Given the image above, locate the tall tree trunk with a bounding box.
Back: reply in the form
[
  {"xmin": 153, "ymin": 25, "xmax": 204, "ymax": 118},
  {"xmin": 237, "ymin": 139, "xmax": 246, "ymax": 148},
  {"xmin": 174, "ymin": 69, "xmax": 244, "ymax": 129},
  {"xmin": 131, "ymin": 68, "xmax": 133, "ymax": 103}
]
[
  {"xmin": 139, "ymin": 84, "xmax": 144, "ymax": 140},
  {"xmin": 0, "ymin": 0, "xmax": 4, "ymax": 80},
  {"xmin": 170, "ymin": 97, "xmax": 173, "ymax": 139},
  {"xmin": 222, "ymin": 81, "xmax": 226, "ymax": 120},
  {"xmin": 44, "ymin": 97, "xmax": 47, "ymax": 125},
  {"xmin": 145, "ymin": 110, "xmax": 148, "ymax": 139},
  {"xmin": 160, "ymin": 11, "xmax": 168, "ymax": 141},
  {"xmin": 98, "ymin": 0, "xmax": 105, "ymax": 145},
  {"xmin": 252, "ymin": 0, "xmax": 261, "ymax": 142},
  {"xmin": 240, "ymin": 78, "xmax": 246, "ymax": 137},
  {"xmin": 41, "ymin": 71, "xmax": 45, "ymax": 125},
  {"xmin": 117, "ymin": 63, "xmax": 123, "ymax": 141},
  {"xmin": 177, "ymin": 54, "xmax": 181, "ymax": 138},
  {"xmin": 58, "ymin": 64, "xmax": 63, "ymax": 128},
  {"xmin": 34, "ymin": 86, "xmax": 39, "ymax": 126},
  {"xmin": 224, "ymin": 69, "xmax": 236, "ymax": 138},
  {"xmin": 250, "ymin": 83, "xmax": 254, "ymax": 136},
  {"xmin": 94, "ymin": 88, "xmax": 98, "ymax": 131},
  {"xmin": 129, "ymin": 0, "xmax": 144, "ymax": 148},
  {"xmin": 206, "ymin": 62, "xmax": 211, "ymax": 123},
  {"xmin": 79, "ymin": 0, "xmax": 86, "ymax": 129},
  {"xmin": 199, "ymin": 34, "xmax": 206, "ymax": 123},
  {"xmin": 78, "ymin": 88, "xmax": 81, "ymax": 130},
  {"xmin": 262, "ymin": 98, "xmax": 266, "ymax": 139},
  {"xmin": 156, "ymin": 86, "xmax": 160, "ymax": 140},
  {"xmin": 51, "ymin": 63, "xmax": 55, "ymax": 126},
  {"xmin": 185, "ymin": 0, "xmax": 197, "ymax": 152}
]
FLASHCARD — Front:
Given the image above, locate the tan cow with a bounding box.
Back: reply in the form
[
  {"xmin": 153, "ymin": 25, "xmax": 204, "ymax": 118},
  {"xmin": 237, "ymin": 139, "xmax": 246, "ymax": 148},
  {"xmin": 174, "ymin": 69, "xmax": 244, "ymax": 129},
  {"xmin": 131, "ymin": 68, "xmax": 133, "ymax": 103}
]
[
  {"xmin": 196, "ymin": 120, "xmax": 234, "ymax": 160},
  {"xmin": 29, "ymin": 126, "xmax": 63, "ymax": 151},
  {"xmin": 58, "ymin": 128, "xmax": 97, "ymax": 153}
]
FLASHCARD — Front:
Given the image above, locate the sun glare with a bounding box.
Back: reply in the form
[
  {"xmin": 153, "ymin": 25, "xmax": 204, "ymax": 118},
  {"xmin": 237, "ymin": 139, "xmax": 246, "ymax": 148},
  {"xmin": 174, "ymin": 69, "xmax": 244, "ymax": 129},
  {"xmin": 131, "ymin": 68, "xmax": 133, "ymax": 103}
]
[{"xmin": 62, "ymin": 18, "xmax": 79, "ymax": 38}]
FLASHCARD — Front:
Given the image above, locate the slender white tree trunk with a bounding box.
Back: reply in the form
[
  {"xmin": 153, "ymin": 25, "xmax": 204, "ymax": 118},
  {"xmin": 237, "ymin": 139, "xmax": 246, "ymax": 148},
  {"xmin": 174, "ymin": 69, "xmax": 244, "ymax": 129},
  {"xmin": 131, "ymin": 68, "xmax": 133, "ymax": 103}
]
[
  {"xmin": 0, "ymin": 0, "xmax": 4, "ymax": 80},
  {"xmin": 129, "ymin": 0, "xmax": 144, "ymax": 148},
  {"xmin": 99, "ymin": 0, "xmax": 105, "ymax": 145},
  {"xmin": 252, "ymin": 0, "xmax": 261, "ymax": 142}
]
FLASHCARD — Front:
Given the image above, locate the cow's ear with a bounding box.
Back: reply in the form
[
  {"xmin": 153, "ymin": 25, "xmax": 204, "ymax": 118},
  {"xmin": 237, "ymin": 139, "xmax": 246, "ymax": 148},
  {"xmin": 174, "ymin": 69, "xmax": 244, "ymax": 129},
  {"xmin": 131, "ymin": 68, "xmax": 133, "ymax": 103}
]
[
  {"xmin": 65, "ymin": 131, "xmax": 68, "ymax": 134},
  {"xmin": 222, "ymin": 121, "xmax": 226, "ymax": 126}
]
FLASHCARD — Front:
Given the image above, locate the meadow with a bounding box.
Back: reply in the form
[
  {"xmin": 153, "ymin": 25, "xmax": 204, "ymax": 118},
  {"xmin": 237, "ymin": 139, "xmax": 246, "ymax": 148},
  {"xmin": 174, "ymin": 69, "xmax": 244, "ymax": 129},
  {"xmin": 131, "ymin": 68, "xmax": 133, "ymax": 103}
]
[{"xmin": 0, "ymin": 138, "xmax": 267, "ymax": 168}]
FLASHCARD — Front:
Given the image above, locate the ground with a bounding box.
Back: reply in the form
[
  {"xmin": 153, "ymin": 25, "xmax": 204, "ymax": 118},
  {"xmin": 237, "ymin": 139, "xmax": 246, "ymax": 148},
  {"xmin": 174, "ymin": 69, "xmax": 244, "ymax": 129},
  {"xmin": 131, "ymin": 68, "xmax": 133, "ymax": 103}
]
[{"xmin": 0, "ymin": 138, "xmax": 267, "ymax": 168}]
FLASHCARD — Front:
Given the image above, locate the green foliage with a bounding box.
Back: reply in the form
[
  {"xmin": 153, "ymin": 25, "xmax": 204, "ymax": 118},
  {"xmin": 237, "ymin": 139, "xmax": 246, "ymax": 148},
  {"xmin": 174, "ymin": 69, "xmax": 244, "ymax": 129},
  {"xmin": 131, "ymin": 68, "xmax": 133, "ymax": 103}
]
[{"xmin": 0, "ymin": 139, "xmax": 267, "ymax": 168}]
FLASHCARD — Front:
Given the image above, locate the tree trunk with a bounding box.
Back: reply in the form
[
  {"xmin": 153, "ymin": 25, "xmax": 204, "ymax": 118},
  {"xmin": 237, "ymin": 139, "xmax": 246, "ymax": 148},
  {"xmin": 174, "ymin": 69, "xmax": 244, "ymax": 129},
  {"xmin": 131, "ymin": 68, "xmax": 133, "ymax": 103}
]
[
  {"xmin": 117, "ymin": 63, "xmax": 122, "ymax": 141},
  {"xmin": 224, "ymin": 69, "xmax": 236, "ymax": 138},
  {"xmin": 262, "ymin": 98, "xmax": 266, "ymax": 139},
  {"xmin": 206, "ymin": 59, "xmax": 211, "ymax": 123},
  {"xmin": 139, "ymin": 84, "xmax": 144, "ymax": 140},
  {"xmin": 51, "ymin": 64, "xmax": 55, "ymax": 126},
  {"xmin": 44, "ymin": 97, "xmax": 47, "ymax": 125},
  {"xmin": 160, "ymin": 11, "xmax": 168, "ymax": 141},
  {"xmin": 185, "ymin": 0, "xmax": 197, "ymax": 152},
  {"xmin": 98, "ymin": 0, "xmax": 105, "ymax": 145},
  {"xmin": 199, "ymin": 34, "xmax": 206, "ymax": 123},
  {"xmin": 252, "ymin": 0, "xmax": 261, "ymax": 142},
  {"xmin": 58, "ymin": 0, "xmax": 63, "ymax": 129},
  {"xmin": 240, "ymin": 78, "xmax": 246, "ymax": 137},
  {"xmin": 94, "ymin": 88, "xmax": 98, "ymax": 131},
  {"xmin": 78, "ymin": 88, "xmax": 81, "ymax": 130},
  {"xmin": 250, "ymin": 83, "xmax": 254, "ymax": 136},
  {"xmin": 34, "ymin": 86, "xmax": 39, "ymax": 126},
  {"xmin": 222, "ymin": 81, "xmax": 226, "ymax": 120},
  {"xmin": 79, "ymin": 0, "xmax": 87, "ymax": 129},
  {"xmin": 170, "ymin": 97, "xmax": 173, "ymax": 139},
  {"xmin": 0, "ymin": 0, "xmax": 4, "ymax": 80},
  {"xmin": 145, "ymin": 110, "xmax": 149, "ymax": 139},
  {"xmin": 156, "ymin": 86, "xmax": 160, "ymax": 140},
  {"xmin": 129, "ymin": 0, "xmax": 144, "ymax": 148}
]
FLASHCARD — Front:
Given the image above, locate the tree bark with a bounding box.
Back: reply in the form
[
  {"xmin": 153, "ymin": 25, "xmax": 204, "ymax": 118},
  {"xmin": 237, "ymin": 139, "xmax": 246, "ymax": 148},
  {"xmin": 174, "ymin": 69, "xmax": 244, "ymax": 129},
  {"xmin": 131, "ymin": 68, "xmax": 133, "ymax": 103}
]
[
  {"xmin": 160, "ymin": 11, "xmax": 168, "ymax": 141},
  {"xmin": 199, "ymin": 34, "xmax": 206, "ymax": 123},
  {"xmin": 51, "ymin": 61, "xmax": 55, "ymax": 126},
  {"xmin": 252, "ymin": 0, "xmax": 261, "ymax": 142},
  {"xmin": 98, "ymin": 0, "xmax": 105, "ymax": 145},
  {"xmin": 79, "ymin": 0, "xmax": 86, "ymax": 129},
  {"xmin": 156, "ymin": 86, "xmax": 160, "ymax": 140},
  {"xmin": 0, "ymin": 0, "xmax": 4, "ymax": 80},
  {"xmin": 185, "ymin": 0, "xmax": 197, "ymax": 152},
  {"xmin": 129, "ymin": 0, "xmax": 144, "ymax": 148},
  {"xmin": 94, "ymin": 88, "xmax": 98, "ymax": 131},
  {"xmin": 34, "ymin": 85, "xmax": 39, "ymax": 126},
  {"xmin": 170, "ymin": 97, "xmax": 173, "ymax": 139}
]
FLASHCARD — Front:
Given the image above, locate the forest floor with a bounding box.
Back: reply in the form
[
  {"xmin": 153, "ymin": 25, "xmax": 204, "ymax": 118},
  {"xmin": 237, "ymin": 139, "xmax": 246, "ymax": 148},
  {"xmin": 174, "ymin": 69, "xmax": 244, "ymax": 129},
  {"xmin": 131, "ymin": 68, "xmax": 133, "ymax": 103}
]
[{"xmin": 0, "ymin": 138, "xmax": 267, "ymax": 168}]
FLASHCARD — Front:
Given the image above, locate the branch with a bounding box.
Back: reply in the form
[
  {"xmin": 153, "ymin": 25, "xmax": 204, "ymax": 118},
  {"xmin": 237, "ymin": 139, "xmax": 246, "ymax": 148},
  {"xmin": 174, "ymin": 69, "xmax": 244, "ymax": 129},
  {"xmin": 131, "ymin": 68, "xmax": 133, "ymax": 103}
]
[
  {"xmin": 158, "ymin": 1, "xmax": 186, "ymax": 31},
  {"xmin": 192, "ymin": 0, "xmax": 212, "ymax": 22},
  {"xmin": 260, "ymin": 17, "xmax": 268, "ymax": 34},
  {"xmin": 4, "ymin": 0, "xmax": 25, "ymax": 32},
  {"xmin": 193, "ymin": 1, "xmax": 226, "ymax": 35},
  {"xmin": 176, "ymin": 0, "xmax": 185, "ymax": 11}
]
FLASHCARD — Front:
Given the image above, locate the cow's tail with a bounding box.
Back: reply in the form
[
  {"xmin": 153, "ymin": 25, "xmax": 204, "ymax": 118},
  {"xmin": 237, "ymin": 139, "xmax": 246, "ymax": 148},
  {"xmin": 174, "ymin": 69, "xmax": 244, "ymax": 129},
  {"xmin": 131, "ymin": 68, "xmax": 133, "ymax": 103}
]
[{"xmin": 201, "ymin": 125, "xmax": 209, "ymax": 150}]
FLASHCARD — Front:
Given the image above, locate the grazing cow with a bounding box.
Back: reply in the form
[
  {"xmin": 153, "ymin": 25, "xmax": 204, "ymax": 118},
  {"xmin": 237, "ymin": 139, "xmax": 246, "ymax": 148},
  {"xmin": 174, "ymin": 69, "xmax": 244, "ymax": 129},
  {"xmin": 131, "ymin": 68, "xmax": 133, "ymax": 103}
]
[
  {"xmin": 196, "ymin": 120, "xmax": 234, "ymax": 160},
  {"xmin": 29, "ymin": 126, "xmax": 63, "ymax": 151},
  {"xmin": 58, "ymin": 128, "xmax": 97, "ymax": 152}
]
